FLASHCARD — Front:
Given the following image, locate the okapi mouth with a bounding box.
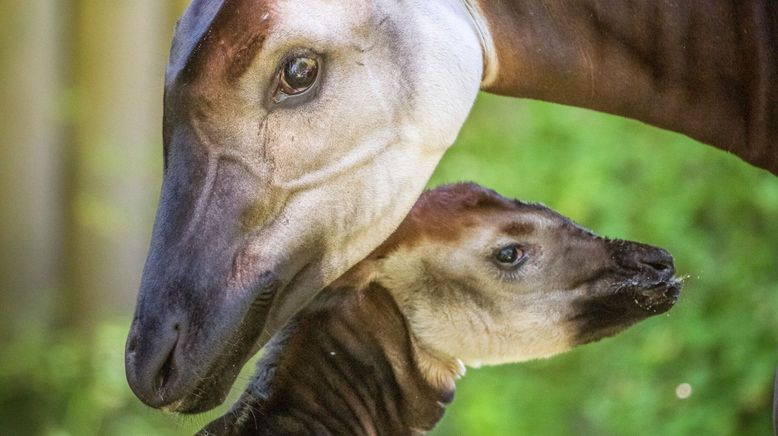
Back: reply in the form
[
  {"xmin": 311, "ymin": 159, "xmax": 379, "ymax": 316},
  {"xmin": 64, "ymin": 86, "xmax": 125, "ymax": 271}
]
[
  {"xmin": 632, "ymin": 278, "xmax": 682, "ymax": 314},
  {"xmin": 570, "ymin": 273, "xmax": 683, "ymax": 346},
  {"xmin": 126, "ymin": 270, "xmax": 283, "ymax": 414},
  {"xmin": 174, "ymin": 275, "xmax": 283, "ymax": 414}
]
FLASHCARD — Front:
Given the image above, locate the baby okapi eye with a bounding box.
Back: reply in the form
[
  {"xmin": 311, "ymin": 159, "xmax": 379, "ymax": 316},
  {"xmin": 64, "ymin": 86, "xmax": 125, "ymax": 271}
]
[
  {"xmin": 495, "ymin": 244, "xmax": 525, "ymax": 266},
  {"xmin": 275, "ymin": 56, "xmax": 319, "ymax": 102}
]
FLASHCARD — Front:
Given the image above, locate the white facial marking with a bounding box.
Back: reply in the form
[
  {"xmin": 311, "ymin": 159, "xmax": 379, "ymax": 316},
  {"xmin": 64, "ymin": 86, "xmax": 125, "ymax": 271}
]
[
  {"xmin": 376, "ymin": 216, "xmax": 586, "ymax": 370},
  {"xmin": 246, "ymin": 0, "xmax": 486, "ymax": 331}
]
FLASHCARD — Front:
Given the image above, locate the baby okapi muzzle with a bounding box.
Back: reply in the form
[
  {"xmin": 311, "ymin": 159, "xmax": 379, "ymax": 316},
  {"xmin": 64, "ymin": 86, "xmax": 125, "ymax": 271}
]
[{"xmin": 200, "ymin": 183, "xmax": 682, "ymax": 435}]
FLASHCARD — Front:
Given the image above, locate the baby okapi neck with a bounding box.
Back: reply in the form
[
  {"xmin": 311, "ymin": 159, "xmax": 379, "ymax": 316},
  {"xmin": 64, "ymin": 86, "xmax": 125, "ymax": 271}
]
[{"xmin": 199, "ymin": 284, "xmax": 456, "ymax": 436}]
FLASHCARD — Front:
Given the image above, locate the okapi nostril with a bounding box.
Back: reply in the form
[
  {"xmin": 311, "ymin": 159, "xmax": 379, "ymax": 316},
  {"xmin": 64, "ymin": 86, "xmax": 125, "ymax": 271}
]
[
  {"xmin": 646, "ymin": 261, "xmax": 671, "ymax": 272},
  {"xmin": 637, "ymin": 249, "xmax": 674, "ymax": 274}
]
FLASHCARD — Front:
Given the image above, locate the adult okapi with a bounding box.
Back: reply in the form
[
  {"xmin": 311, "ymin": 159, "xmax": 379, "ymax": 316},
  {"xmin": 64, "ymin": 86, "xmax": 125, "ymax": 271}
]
[{"xmin": 124, "ymin": 0, "xmax": 778, "ymax": 424}]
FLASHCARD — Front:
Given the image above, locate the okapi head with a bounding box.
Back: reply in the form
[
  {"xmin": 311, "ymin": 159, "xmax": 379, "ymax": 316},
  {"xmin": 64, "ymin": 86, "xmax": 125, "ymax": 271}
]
[
  {"xmin": 367, "ymin": 183, "xmax": 681, "ymax": 367},
  {"xmin": 126, "ymin": 0, "xmax": 484, "ymax": 412},
  {"xmin": 201, "ymin": 183, "xmax": 682, "ymax": 435}
]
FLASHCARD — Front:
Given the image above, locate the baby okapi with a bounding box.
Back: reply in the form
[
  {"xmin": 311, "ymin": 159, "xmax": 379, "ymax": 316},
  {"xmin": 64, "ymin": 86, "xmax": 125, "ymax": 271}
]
[{"xmin": 200, "ymin": 183, "xmax": 681, "ymax": 435}]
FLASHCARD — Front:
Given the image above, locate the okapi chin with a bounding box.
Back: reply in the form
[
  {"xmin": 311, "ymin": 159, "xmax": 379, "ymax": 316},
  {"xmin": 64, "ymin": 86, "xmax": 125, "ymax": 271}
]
[{"xmin": 199, "ymin": 183, "xmax": 681, "ymax": 435}]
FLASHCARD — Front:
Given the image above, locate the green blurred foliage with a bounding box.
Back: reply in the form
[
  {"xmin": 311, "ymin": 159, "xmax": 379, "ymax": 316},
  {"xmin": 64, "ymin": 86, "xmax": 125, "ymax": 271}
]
[
  {"xmin": 0, "ymin": 321, "xmax": 260, "ymax": 435},
  {"xmin": 1, "ymin": 94, "xmax": 776, "ymax": 435},
  {"xmin": 430, "ymin": 95, "xmax": 778, "ymax": 435}
]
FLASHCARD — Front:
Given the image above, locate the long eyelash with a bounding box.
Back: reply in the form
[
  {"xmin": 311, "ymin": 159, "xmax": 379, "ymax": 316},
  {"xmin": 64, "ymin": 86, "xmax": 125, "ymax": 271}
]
[{"xmin": 492, "ymin": 264, "xmax": 523, "ymax": 282}]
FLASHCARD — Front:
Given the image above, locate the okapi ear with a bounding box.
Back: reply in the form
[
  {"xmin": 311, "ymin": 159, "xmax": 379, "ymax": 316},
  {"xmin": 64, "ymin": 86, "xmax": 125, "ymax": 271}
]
[{"xmin": 167, "ymin": 0, "xmax": 224, "ymax": 85}]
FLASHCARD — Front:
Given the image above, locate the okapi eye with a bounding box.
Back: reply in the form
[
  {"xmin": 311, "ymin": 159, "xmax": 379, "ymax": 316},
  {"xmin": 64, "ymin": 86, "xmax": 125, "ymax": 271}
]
[
  {"xmin": 495, "ymin": 244, "xmax": 525, "ymax": 266},
  {"xmin": 275, "ymin": 56, "xmax": 319, "ymax": 101}
]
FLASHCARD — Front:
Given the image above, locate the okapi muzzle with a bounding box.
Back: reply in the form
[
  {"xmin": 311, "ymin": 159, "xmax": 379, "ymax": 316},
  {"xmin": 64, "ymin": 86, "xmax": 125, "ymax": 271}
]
[
  {"xmin": 125, "ymin": 123, "xmax": 287, "ymax": 412},
  {"xmin": 571, "ymin": 239, "xmax": 681, "ymax": 345}
]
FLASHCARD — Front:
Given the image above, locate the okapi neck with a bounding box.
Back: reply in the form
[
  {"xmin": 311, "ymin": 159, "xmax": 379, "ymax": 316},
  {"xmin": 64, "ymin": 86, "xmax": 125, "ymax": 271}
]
[
  {"xmin": 474, "ymin": 0, "xmax": 778, "ymax": 174},
  {"xmin": 201, "ymin": 284, "xmax": 456, "ymax": 435}
]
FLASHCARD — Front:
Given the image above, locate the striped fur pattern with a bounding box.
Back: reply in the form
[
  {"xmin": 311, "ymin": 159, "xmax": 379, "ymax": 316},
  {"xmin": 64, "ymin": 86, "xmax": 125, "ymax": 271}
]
[{"xmin": 200, "ymin": 285, "xmax": 450, "ymax": 436}]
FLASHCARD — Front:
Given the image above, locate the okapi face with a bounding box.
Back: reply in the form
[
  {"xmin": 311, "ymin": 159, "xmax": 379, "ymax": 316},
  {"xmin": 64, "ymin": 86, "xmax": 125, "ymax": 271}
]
[
  {"xmin": 374, "ymin": 184, "xmax": 681, "ymax": 367},
  {"xmin": 126, "ymin": 0, "xmax": 484, "ymax": 413}
]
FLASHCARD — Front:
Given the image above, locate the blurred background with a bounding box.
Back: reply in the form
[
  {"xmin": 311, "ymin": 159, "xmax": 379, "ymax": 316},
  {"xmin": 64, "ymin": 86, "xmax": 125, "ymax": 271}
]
[{"xmin": 0, "ymin": 1, "xmax": 776, "ymax": 435}]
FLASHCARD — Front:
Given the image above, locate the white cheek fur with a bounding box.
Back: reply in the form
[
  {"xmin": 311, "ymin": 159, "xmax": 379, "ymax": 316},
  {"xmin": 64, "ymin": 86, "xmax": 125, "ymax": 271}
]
[
  {"xmin": 166, "ymin": 0, "xmax": 488, "ymax": 352},
  {"xmin": 380, "ymin": 239, "xmax": 578, "ymax": 369}
]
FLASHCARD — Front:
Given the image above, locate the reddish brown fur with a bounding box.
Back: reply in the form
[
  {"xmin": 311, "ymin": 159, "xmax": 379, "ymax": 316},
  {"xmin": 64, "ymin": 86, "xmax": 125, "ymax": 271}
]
[
  {"xmin": 181, "ymin": 0, "xmax": 273, "ymax": 88},
  {"xmin": 331, "ymin": 183, "xmax": 514, "ymax": 289},
  {"xmin": 332, "ymin": 183, "xmax": 557, "ymax": 291},
  {"xmin": 477, "ymin": 0, "xmax": 778, "ymax": 174},
  {"xmin": 502, "ymin": 222, "xmax": 537, "ymax": 237},
  {"xmin": 371, "ymin": 184, "xmax": 514, "ymax": 256}
]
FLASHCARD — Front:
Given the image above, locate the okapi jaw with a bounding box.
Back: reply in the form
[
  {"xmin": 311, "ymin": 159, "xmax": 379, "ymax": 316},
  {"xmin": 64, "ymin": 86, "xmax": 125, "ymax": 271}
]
[{"xmin": 126, "ymin": 0, "xmax": 484, "ymax": 413}]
